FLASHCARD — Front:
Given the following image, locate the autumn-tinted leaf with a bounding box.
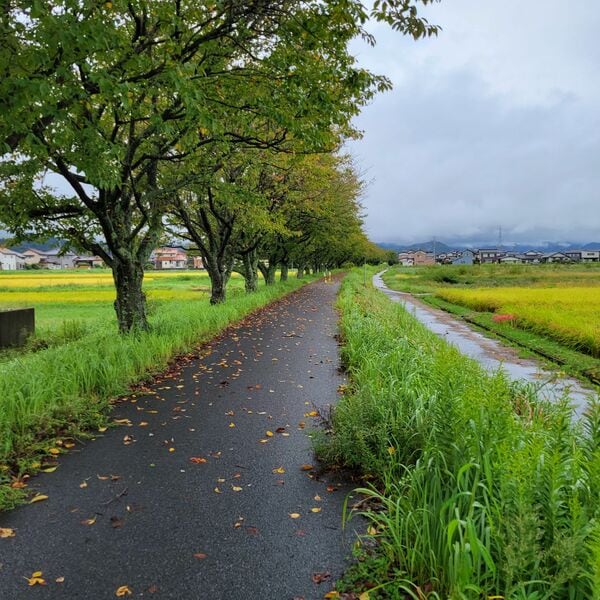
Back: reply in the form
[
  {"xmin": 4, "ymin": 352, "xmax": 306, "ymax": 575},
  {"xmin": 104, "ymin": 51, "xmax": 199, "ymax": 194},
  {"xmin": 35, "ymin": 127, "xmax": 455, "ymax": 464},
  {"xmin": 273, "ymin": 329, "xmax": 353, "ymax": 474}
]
[
  {"xmin": 189, "ymin": 457, "xmax": 208, "ymax": 464},
  {"xmin": 0, "ymin": 527, "xmax": 15, "ymax": 538},
  {"xmin": 193, "ymin": 553, "xmax": 207, "ymax": 560},
  {"xmin": 115, "ymin": 585, "xmax": 132, "ymax": 596},
  {"xmin": 311, "ymin": 571, "xmax": 331, "ymax": 584},
  {"xmin": 30, "ymin": 494, "xmax": 48, "ymax": 503}
]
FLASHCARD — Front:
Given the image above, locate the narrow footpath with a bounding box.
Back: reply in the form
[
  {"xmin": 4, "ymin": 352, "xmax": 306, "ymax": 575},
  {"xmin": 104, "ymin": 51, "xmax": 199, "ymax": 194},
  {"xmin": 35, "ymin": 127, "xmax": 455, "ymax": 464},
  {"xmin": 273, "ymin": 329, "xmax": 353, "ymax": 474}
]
[
  {"xmin": 0, "ymin": 278, "xmax": 356, "ymax": 599},
  {"xmin": 374, "ymin": 271, "xmax": 596, "ymax": 418}
]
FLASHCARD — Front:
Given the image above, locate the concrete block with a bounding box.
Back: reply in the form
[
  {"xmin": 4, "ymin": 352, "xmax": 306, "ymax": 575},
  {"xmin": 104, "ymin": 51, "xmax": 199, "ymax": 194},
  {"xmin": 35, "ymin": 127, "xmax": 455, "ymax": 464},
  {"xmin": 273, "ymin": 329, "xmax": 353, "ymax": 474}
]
[{"xmin": 0, "ymin": 308, "xmax": 35, "ymax": 348}]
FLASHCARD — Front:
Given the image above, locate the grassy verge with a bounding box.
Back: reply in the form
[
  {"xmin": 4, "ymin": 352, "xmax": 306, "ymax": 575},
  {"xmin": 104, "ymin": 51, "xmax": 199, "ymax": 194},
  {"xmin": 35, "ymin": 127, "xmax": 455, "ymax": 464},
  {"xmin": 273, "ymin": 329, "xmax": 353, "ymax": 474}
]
[
  {"xmin": 320, "ymin": 269, "xmax": 600, "ymax": 599},
  {"xmin": 0, "ymin": 277, "xmax": 311, "ymax": 510}
]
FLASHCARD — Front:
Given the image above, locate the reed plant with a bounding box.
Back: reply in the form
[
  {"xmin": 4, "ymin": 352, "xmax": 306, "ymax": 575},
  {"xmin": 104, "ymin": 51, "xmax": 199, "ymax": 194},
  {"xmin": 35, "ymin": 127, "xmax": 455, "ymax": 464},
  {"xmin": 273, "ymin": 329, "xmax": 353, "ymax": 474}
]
[{"xmin": 325, "ymin": 270, "xmax": 600, "ymax": 598}]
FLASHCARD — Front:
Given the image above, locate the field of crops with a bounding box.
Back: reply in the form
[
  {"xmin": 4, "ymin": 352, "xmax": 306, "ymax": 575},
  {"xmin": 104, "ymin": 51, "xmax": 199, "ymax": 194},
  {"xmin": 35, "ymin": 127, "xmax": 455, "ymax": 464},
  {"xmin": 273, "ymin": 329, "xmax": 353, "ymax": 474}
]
[
  {"xmin": 437, "ymin": 286, "xmax": 600, "ymax": 357},
  {"xmin": 0, "ymin": 269, "xmax": 242, "ymax": 332},
  {"xmin": 382, "ymin": 263, "xmax": 600, "ymax": 359}
]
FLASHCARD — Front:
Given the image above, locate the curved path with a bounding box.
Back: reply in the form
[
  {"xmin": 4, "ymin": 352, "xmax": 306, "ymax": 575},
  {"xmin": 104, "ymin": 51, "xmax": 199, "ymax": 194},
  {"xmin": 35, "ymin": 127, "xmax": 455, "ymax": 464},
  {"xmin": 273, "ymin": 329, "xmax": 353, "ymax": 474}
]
[
  {"xmin": 0, "ymin": 278, "xmax": 356, "ymax": 599},
  {"xmin": 374, "ymin": 271, "xmax": 597, "ymax": 418}
]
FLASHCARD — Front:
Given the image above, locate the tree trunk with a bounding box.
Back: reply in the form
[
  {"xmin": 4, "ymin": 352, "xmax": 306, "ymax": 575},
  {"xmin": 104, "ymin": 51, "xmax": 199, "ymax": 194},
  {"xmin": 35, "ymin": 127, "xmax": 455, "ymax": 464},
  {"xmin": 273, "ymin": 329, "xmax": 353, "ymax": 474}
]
[
  {"xmin": 280, "ymin": 262, "xmax": 288, "ymax": 282},
  {"xmin": 265, "ymin": 260, "xmax": 276, "ymax": 286},
  {"xmin": 112, "ymin": 259, "xmax": 148, "ymax": 333},
  {"xmin": 296, "ymin": 264, "xmax": 304, "ymax": 278},
  {"xmin": 205, "ymin": 256, "xmax": 228, "ymax": 304},
  {"xmin": 242, "ymin": 251, "xmax": 259, "ymax": 293}
]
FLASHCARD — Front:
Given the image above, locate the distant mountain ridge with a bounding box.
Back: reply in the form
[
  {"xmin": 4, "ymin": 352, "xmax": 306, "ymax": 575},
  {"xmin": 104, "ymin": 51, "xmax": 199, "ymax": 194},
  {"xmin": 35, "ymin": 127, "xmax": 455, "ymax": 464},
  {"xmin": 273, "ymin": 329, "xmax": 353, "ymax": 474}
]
[{"xmin": 379, "ymin": 241, "xmax": 600, "ymax": 253}]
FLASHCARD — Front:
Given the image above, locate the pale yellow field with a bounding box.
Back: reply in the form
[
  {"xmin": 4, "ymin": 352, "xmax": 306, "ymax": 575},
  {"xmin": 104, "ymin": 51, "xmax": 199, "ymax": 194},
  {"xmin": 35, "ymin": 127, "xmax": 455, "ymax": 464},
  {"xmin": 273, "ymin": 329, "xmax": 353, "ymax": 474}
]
[{"xmin": 437, "ymin": 287, "xmax": 600, "ymax": 357}]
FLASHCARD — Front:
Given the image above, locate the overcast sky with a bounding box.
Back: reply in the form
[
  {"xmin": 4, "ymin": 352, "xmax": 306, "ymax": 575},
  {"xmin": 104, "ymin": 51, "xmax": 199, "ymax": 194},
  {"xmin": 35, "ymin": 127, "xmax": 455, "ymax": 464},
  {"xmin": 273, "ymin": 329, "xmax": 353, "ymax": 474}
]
[{"xmin": 348, "ymin": 0, "xmax": 600, "ymax": 246}]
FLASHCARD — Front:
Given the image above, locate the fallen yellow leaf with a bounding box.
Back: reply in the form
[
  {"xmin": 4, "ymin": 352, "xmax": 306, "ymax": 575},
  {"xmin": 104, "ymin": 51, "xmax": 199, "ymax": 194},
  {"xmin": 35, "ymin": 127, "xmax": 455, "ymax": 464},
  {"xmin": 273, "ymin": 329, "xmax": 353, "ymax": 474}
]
[
  {"xmin": 229, "ymin": 422, "xmax": 236, "ymax": 428},
  {"xmin": 55, "ymin": 576, "xmax": 65, "ymax": 583},
  {"xmin": 98, "ymin": 426, "xmax": 108, "ymax": 433},
  {"xmin": 232, "ymin": 486, "xmax": 243, "ymax": 492},
  {"xmin": 289, "ymin": 513, "xmax": 301, "ymax": 519},
  {"xmin": 115, "ymin": 585, "xmax": 132, "ymax": 597},
  {"xmin": 25, "ymin": 571, "xmax": 46, "ymax": 586},
  {"xmin": 48, "ymin": 448, "xmax": 60, "ymax": 455},
  {"xmin": 214, "ymin": 487, "xmax": 221, "ymax": 494},
  {"xmin": 311, "ymin": 507, "xmax": 322, "ymax": 513},
  {"xmin": 0, "ymin": 527, "xmax": 15, "ymax": 538},
  {"xmin": 41, "ymin": 466, "xmax": 57, "ymax": 473},
  {"xmin": 272, "ymin": 466, "xmax": 286, "ymax": 474},
  {"xmin": 266, "ymin": 431, "xmax": 274, "ymax": 437},
  {"xmin": 63, "ymin": 442, "xmax": 75, "ymax": 449},
  {"xmin": 79, "ymin": 481, "xmax": 88, "ymax": 489},
  {"xmin": 324, "ymin": 592, "xmax": 340, "ymax": 599},
  {"xmin": 259, "ymin": 439, "xmax": 269, "ymax": 444},
  {"xmin": 168, "ymin": 447, "xmax": 175, "ymax": 453},
  {"xmin": 359, "ymin": 593, "xmax": 370, "ymax": 600},
  {"xmin": 30, "ymin": 494, "xmax": 48, "ymax": 504},
  {"xmin": 300, "ymin": 464, "xmax": 314, "ymax": 471},
  {"xmin": 81, "ymin": 516, "xmax": 97, "ymax": 526}
]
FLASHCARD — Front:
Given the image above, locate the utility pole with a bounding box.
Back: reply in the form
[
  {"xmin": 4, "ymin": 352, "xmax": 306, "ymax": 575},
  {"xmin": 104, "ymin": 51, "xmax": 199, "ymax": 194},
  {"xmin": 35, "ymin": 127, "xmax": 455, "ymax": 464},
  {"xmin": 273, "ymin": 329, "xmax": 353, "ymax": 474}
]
[{"xmin": 433, "ymin": 236, "xmax": 437, "ymax": 263}]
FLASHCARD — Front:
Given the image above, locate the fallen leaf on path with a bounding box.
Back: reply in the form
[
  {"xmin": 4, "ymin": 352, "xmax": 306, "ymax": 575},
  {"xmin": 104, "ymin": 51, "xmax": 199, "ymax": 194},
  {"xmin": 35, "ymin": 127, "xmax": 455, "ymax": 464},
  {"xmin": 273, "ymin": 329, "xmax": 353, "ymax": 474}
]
[
  {"xmin": 139, "ymin": 421, "xmax": 149, "ymax": 427},
  {"xmin": 110, "ymin": 516, "xmax": 124, "ymax": 529},
  {"xmin": 311, "ymin": 507, "xmax": 322, "ymax": 513},
  {"xmin": 225, "ymin": 411, "xmax": 234, "ymax": 416},
  {"xmin": 63, "ymin": 441, "xmax": 75, "ymax": 449},
  {"xmin": 259, "ymin": 439, "xmax": 269, "ymax": 444},
  {"xmin": 214, "ymin": 487, "xmax": 222, "ymax": 494},
  {"xmin": 193, "ymin": 553, "xmax": 207, "ymax": 560},
  {"xmin": 98, "ymin": 426, "xmax": 108, "ymax": 433},
  {"xmin": 265, "ymin": 431, "xmax": 274, "ymax": 437},
  {"xmin": 30, "ymin": 494, "xmax": 48, "ymax": 504},
  {"xmin": 305, "ymin": 411, "xmax": 319, "ymax": 417},
  {"xmin": 312, "ymin": 571, "xmax": 331, "ymax": 584},
  {"xmin": 326, "ymin": 485, "xmax": 336, "ymax": 493},
  {"xmin": 314, "ymin": 494, "xmax": 322, "ymax": 501},
  {"xmin": 81, "ymin": 516, "xmax": 97, "ymax": 526},
  {"xmin": 10, "ymin": 479, "xmax": 27, "ymax": 488},
  {"xmin": 246, "ymin": 526, "xmax": 259, "ymax": 535},
  {"xmin": 122, "ymin": 435, "xmax": 134, "ymax": 445},
  {"xmin": 115, "ymin": 585, "xmax": 132, "ymax": 596},
  {"xmin": 168, "ymin": 447, "xmax": 175, "ymax": 453},
  {"xmin": 272, "ymin": 466, "xmax": 285, "ymax": 474},
  {"xmin": 275, "ymin": 427, "xmax": 286, "ymax": 433},
  {"xmin": 298, "ymin": 422, "xmax": 306, "ymax": 429},
  {"xmin": 324, "ymin": 592, "xmax": 340, "ymax": 599},
  {"xmin": 0, "ymin": 527, "xmax": 15, "ymax": 538},
  {"xmin": 48, "ymin": 448, "xmax": 60, "ymax": 455},
  {"xmin": 79, "ymin": 481, "xmax": 88, "ymax": 489},
  {"xmin": 289, "ymin": 513, "xmax": 301, "ymax": 519},
  {"xmin": 232, "ymin": 486, "xmax": 243, "ymax": 492},
  {"xmin": 55, "ymin": 577, "xmax": 65, "ymax": 583},
  {"xmin": 300, "ymin": 464, "xmax": 314, "ymax": 471},
  {"xmin": 41, "ymin": 467, "xmax": 57, "ymax": 474},
  {"xmin": 229, "ymin": 422, "xmax": 236, "ymax": 428},
  {"xmin": 25, "ymin": 571, "xmax": 46, "ymax": 586},
  {"xmin": 189, "ymin": 457, "xmax": 207, "ymax": 464},
  {"xmin": 114, "ymin": 419, "xmax": 132, "ymax": 426}
]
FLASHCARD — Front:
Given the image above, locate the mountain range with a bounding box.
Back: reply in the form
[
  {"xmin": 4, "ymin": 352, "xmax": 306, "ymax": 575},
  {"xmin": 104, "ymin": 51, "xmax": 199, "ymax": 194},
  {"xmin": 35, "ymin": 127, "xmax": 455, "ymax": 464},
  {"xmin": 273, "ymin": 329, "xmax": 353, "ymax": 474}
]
[{"xmin": 379, "ymin": 241, "xmax": 600, "ymax": 253}]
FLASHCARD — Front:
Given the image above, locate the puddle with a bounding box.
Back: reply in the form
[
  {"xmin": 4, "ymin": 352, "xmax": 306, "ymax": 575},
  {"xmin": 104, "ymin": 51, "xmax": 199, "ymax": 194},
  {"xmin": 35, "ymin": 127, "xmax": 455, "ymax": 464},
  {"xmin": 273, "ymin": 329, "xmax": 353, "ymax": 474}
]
[{"xmin": 373, "ymin": 272, "xmax": 596, "ymax": 419}]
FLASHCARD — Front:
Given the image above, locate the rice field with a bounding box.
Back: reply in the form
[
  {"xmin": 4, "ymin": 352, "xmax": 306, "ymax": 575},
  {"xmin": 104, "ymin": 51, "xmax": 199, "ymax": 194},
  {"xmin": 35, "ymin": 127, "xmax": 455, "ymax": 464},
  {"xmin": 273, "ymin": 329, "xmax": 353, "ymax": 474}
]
[
  {"xmin": 382, "ymin": 264, "xmax": 600, "ymax": 359},
  {"xmin": 0, "ymin": 269, "xmax": 243, "ymax": 332},
  {"xmin": 437, "ymin": 287, "xmax": 600, "ymax": 357}
]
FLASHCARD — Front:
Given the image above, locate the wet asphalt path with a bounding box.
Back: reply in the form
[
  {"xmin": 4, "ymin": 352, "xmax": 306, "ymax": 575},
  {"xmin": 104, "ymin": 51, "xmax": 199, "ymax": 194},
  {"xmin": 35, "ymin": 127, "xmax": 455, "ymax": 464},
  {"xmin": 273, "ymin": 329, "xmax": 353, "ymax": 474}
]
[{"xmin": 0, "ymin": 278, "xmax": 357, "ymax": 599}]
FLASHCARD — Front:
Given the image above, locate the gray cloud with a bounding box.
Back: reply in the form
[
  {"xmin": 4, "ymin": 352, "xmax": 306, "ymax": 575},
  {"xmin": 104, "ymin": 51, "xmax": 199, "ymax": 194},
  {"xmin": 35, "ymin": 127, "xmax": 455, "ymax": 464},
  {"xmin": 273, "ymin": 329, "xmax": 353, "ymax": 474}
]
[{"xmin": 349, "ymin": 1, "xmax": 600, "ymax": 245}]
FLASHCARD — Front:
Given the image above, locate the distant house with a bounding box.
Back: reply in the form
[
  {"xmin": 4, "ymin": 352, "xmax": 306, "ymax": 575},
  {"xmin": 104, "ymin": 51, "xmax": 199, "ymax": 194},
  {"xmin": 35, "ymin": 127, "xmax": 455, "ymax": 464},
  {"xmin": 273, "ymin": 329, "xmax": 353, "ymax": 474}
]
[
  {"xmin": 397, "ymin": 252, "xmax": 414, "ymax": 266},
  {"xmin": 412, "ymin": 250, "xmax": 435, "ymax": 266},
  {"xmin": 453, "ymin": 249, "xmax": 476, "ymax": 265},
  {"xmin": 74, "ymin": 255, "xmax": 105, "ymax": 269},
  {"xmin": 189, "ymin": 255, "xmax": 204, "ymax": 269},
  {"xmin": 0, "ymin": 247, "xmax": 20, "ymax": 270},
  {"xmin": 152, "ymin": 247, "xmax": 188, "ymax": 269},
  {"xmin": 22, "ymin": 248, "xmax": 47, "ymax": 266},
  {"xmin": 519, "ymin": 251, "xmax": 543, "ymax": 264},
  {"xmin": 581, "ymin": 250, "xmax": 600, "ymax": 262},
  {"xmin": 478, "ymin": 248, "xmax": 506, "ymax": 264},
  {"xmin": 499, "ymin": 255, "xmax": 521, "ymax": 264},
  {"xmin": 540, "ymin": 252, "xmax": 571, "ymax": 263}
]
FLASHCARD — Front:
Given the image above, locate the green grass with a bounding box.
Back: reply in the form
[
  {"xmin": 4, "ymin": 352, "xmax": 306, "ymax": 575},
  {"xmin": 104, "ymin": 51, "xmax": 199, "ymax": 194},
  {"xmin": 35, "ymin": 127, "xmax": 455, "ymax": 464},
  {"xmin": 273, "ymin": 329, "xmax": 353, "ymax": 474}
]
[
  {"xmin": 0, "ymin": 272, "xmax": 310, "ymax": 509},
  {"xmin": 320, "ymin": 269, "xmax": 600, "ymax": 599}
]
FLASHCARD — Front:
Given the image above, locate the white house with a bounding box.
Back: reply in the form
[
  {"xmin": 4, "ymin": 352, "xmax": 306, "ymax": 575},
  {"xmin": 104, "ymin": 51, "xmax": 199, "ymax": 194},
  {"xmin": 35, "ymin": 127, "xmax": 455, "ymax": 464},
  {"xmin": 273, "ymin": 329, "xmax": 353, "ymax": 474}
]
[{"xmin": 0, "ymin": 247, "xmax": 19, "ymax": 270}]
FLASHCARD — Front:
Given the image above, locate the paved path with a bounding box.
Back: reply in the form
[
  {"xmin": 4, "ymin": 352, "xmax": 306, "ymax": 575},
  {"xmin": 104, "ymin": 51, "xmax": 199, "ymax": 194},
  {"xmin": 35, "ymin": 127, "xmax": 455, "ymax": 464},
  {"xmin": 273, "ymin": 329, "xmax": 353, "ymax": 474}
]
[
  {"xmin": 0, "ymin": 279, "xmax": 357, "ymax": 599},
  {"xmin": 374, "ymin": 271, "xmax": 597, "ymax": 418}
]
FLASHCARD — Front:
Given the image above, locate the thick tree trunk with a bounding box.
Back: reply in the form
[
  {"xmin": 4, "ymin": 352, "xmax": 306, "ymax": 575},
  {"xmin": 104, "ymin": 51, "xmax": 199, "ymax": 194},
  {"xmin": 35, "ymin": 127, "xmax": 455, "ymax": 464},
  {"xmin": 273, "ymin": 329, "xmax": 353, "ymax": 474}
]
[
  {"xmin": 265, "ymin": 259, "xmax": 276, "ymax": 286},
  {"xmin": 242, "ymin": 251, "xmax": 259, "ymax": 293},
  {"xmin": 296, "ymin": 264, "xmax": 304, "ymax": 278},
  {"xmin": 112, "ymin": 260, "xmax": 148, "ymax": 333},
  {"xmin": 280, "ymin": 263, "xmax": 288, "ymax": 282},
  {"xmin": 205, "ymin": 256, "xmax": 228, "ymax": 304}
]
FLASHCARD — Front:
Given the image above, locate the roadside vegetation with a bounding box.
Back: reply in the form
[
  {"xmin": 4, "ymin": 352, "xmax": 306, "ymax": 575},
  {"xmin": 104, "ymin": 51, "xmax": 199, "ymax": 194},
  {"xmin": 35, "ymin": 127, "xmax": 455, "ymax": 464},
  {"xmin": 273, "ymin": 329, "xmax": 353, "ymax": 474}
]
[
  {"xmin": 0, "ymin": 272, "xmax": 310, "ymax": 510},
  {"xmin": 321, "ymin": 269, "xmax": 600, "ymax": 598},
  {"xmin": 382, "ymin": 264, "xmax": 600, "ymax": 383}
]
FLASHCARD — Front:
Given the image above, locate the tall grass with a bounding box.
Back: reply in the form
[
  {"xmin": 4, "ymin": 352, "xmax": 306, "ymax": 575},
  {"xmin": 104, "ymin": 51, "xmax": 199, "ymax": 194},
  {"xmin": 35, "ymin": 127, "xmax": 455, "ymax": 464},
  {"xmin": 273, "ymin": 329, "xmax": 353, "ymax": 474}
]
[
  {"xmin": 323, "ymin": 270, "xmax": 600, "ymax": 599},
  {"xmin": 0, "ymin": 278, "xmax": 307, "ymax": 506}
]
